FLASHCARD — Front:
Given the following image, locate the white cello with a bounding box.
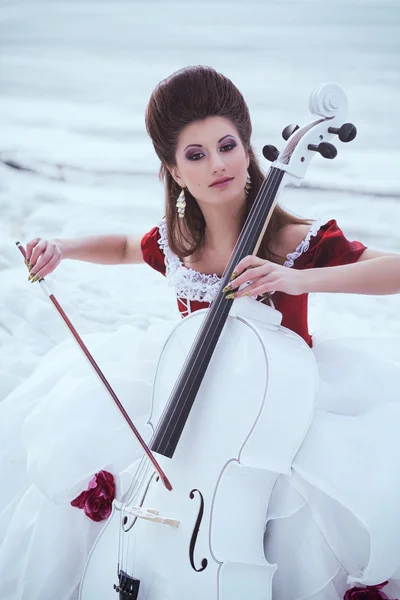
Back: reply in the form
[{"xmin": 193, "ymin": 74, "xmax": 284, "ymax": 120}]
[{"xmin": 79, "ymin": 84, "xmax": 357, "ymax": 600}]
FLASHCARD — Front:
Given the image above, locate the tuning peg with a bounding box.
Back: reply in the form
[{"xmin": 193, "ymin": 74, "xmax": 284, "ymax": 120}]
[
  {"xmin": 307, "ymin": 142, "xmax": 337, "ymax": 159},
  {"xmin": 282, "ymin": 124, "xmax": 300, "ymax": 141},
  {"xmin": 262, "ymin": 145, "xmax": 280, "ymax": 162},
  {"xmin": 328, "ymin": 122, "xmax": 357, "ymax": 142}
]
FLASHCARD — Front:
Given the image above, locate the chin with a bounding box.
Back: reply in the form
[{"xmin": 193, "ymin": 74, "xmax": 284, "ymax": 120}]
[{"xmin": 216, "ymin": 191, "xmax": 245, "ymax": 207}]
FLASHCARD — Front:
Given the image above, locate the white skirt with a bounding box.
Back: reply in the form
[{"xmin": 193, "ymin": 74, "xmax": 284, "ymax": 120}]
[{"xmin": 1, "ymin": 318, "xmax": 400, "ymax": 600}]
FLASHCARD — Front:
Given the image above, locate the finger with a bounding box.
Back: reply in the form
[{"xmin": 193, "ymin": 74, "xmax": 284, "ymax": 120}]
[
  {"xmin": 30, "ymin": 246, "xmax": 55, "ymax": 275},
  {"xmin": 248, "ymin": 279, "xmax": 279, "ymax": 297},
  {"xmin": 30, "ymin": 240, "xmax": 47, "ymax": 269},
  {"xmin": 31, "ymin": 255, "xmax": 60, "ymax": 280},
  {"xmin": 235, "ymin": 278, "xmax": 267, "ymax": 298},
  {"xmin": 226, "ymin": 265, "xmax": 270, "ymax": 291},
  {"xmin": 231, "ymin": 256, "xmax": 266, "ymax": 279},
  {"xmin": 25, "ymin": 238, "xmax": 42, "ymax": 262},
  {"xmin": 226, "ymin": 279, "xmax": 262, "ymax": 299},
  {"xmin": 233, "ymin": 275, "xmax": 277, "ymax": 298}
]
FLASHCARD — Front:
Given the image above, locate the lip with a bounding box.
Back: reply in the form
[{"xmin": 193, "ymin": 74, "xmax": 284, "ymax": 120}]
[{"xmin": 209, "ymin": 177, "xmax": 234, "ymax": 188}]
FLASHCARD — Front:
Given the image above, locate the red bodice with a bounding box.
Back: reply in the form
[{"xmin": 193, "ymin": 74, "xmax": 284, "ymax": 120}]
[{"xmin": 141, "ymin": 220, "xmax": 367, "ymax": 348}]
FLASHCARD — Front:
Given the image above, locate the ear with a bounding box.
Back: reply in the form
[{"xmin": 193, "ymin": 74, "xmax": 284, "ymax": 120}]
[{"xmin": 169, "ymin": 166, "xmax": 185, "ymax": 188}]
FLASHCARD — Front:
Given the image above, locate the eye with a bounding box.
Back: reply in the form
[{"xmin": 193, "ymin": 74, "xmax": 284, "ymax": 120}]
[
  {"xmin": 187, "ymin": 152, "xmax": 205, "ymax": 161},
  {"xmin": 220, "ymin": 142, "xmax": 236, "ymax": 152}
]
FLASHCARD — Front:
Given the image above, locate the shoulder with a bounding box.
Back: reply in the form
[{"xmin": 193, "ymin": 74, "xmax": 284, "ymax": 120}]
[
  {"xmin": 140, "ymin": 219, "xmax": 167, "ymax": 276},
  {"xmin": 290, "ymin": 218, "xmax": 368, "ymax": 268},
  {"xmin": 140, "ymin": 224, "xmax": 161, "ymax": 252},
  {"xmin": 273, "ymin": 222, "xmax": 316, "ymax": 259},
  {"xmin": 141, "ymin": 217, "xmax": 166, "ymax": 250}
]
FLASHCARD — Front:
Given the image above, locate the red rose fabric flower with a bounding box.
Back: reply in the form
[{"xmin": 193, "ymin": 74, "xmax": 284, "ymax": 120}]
[
  {"xmin": 344, "ymin": 582, "xmax": 397, "ymax": 600},
  {"xmin": 71, "ymin": 470, "xmax": 115, "ymax": 522}
]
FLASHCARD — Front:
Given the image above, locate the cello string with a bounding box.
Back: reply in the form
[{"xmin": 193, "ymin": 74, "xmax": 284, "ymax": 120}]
[
  {"xmin": 119, "ymin": 504, "xmax": 126, "ymax": 576},
  {"xmin": 115, "ymin": 171, "xmax": 275, "ymax": 570},
  {"xmin": 148, "ymin": 169, "xmax": 278, "ymax": 449},
  {"xmin": 153, "ymin": 168, "xmax": 284, "ymax": 451},
  {"xmin": 118, "ymin": 460, "xmax": 152, "ymax": 574},
  {"xmin": 150, "ymin": 169, "xmax": 282, "ymax": 452},
  {"xmin": 117, "ymin": 167, "xmax": 286, "ymax": 574},
  {"xmin": 121, "ymin": 457, "xmax": 151, "ymax": 506},
  {"xmin": 126, "ymin": 461, "xmax": 151, "ymax": 506},
  {"xmin": 120, "ymin": 169, "xmax": 282, "ymax": 508}
]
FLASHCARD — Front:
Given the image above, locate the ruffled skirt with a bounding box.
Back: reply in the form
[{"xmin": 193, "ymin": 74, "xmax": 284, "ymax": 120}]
[{"xmin": 1, "ymin": 319, "xmax": 400, "ymax": 600}]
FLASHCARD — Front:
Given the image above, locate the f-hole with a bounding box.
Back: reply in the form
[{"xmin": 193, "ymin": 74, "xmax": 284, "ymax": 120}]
[{"xmin": 189, "ymin": 489, "xmax": 208, "ymax": 573}]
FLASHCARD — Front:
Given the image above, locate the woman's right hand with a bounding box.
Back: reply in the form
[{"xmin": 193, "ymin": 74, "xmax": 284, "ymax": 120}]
[{"xmin": 25, "ymin": 238, "xmax": 63, "ymax": 280}]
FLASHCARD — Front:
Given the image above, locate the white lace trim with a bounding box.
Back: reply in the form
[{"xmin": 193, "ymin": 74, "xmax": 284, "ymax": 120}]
[
  {"xmin": 157, "ymin": 217, "xmax": 322, "ymax": 307},
  {"xmin": 283, "ymin": 219, "xmax": 322, "ymax": 268},
  {"xmin": 157, "ymin": 218, "xmax": 220, "ymax": 307}
]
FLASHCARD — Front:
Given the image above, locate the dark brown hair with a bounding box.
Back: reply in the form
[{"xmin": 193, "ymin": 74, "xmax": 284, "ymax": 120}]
[{"xmin": 145, "ymin": 65, "xmax": 312, "ymax": 265}]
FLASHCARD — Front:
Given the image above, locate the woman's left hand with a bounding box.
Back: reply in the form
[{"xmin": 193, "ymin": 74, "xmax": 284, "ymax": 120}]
[{"xmin": 223, "ymin": 256, "xmax": 307, "ymax": 298}]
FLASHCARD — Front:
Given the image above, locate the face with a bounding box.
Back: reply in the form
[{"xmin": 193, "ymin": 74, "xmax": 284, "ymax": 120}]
[{"xmin": 171, "ymin": 116, "xmax": 250, "ymax": 207}]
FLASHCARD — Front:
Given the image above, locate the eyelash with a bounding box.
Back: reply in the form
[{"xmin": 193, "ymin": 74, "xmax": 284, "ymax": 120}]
[{"xmin": 187, "ymin": 143, "xmax": 236, "ymax": 161}]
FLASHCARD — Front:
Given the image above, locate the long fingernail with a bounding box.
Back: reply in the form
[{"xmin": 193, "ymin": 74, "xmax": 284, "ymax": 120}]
[
  {"xmin": 225, "ymin": 292, "xmax": 237, "ymax": 300},
  {"xmin": 243, "ymin": 292, "xmax": 252, "ymax": 297},
  {"xmin": 31, "ymin": 276, "xmax": 40, "ymax": 283},
  {"xmin": 222, "ymin": 284, "xmax": 231, "ymax": 293},
  {"xmin": 28, "ymin": 273, "xmax": 35, "ymax": 280},
  {"xmin": 229, "ymin": 271, "xmax": 238, "ymax": 281}
]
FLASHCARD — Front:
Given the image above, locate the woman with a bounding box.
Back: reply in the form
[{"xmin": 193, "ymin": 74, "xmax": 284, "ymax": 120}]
[{"xmin": 2, "ymin": 65, "xmax": 400, "ymax": 600}]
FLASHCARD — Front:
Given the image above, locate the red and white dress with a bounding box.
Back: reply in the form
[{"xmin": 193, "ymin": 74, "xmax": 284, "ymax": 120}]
[
  {"xmin": 1, "ymin": 216, "xmax": 400, "ymax": 600},
  {"xmin": 141, "ymin": 216, "xmax": 367, "ymax": 346}
]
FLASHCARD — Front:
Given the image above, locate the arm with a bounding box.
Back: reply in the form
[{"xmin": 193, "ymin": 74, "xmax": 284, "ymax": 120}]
[
  {"xmin": 303, "ymin": 251, "xmax": 400, "ymax": 295},
  {"xmin": 55, "ymin": 234, "xmax": 145, "ymax": 265},
  {"xmin": 26, "ymin": 234, "xmax": 144, "ymax": 280}
]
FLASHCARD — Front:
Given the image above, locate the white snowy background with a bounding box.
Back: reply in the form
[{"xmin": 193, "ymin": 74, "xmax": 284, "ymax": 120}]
[{"xmin": 1, "ymin": 0, "xmax": 400, "ymax": 400}]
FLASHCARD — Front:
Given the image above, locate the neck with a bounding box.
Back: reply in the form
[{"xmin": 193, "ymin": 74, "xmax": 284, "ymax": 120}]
[{"xmin": 200, "ymin": 197, "xmax": 246, "ymax": 252}]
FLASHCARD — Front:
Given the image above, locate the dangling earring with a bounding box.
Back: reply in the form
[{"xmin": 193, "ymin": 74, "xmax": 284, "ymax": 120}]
[
  {"xmin": 176, "ymin": 187, "xmax": 186, "ymax": 218},
  {"xmin": 245, "ymin": 171, "xmax": 252, "ymax": 197}
]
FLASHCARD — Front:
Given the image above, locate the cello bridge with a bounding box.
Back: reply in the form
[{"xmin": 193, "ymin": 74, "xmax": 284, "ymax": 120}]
[{"xmin": 125, "ymin": 506, "xmax": 180, "ymax": 528}]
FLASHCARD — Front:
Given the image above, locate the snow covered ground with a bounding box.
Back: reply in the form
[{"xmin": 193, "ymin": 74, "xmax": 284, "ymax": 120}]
[{"xmin": 1, "ymin": 0, "xmax": 400, "ymax": 400}]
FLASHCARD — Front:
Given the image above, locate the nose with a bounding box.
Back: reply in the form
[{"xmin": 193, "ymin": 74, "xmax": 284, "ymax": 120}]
[{"xmin": 210, "ymin": 151, "xmax": 226, "ymax": 174}]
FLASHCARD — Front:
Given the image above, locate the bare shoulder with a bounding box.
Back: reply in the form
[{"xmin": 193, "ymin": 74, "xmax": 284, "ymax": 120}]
[{"xmin": 272, "ymin": 222, "xmax": 313, "ymax": 258}]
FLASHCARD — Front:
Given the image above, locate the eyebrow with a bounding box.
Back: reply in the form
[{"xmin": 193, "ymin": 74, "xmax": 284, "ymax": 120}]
[{"xmin": 184, "ymin": 134, "xmax": 234, "ymax": 152}]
